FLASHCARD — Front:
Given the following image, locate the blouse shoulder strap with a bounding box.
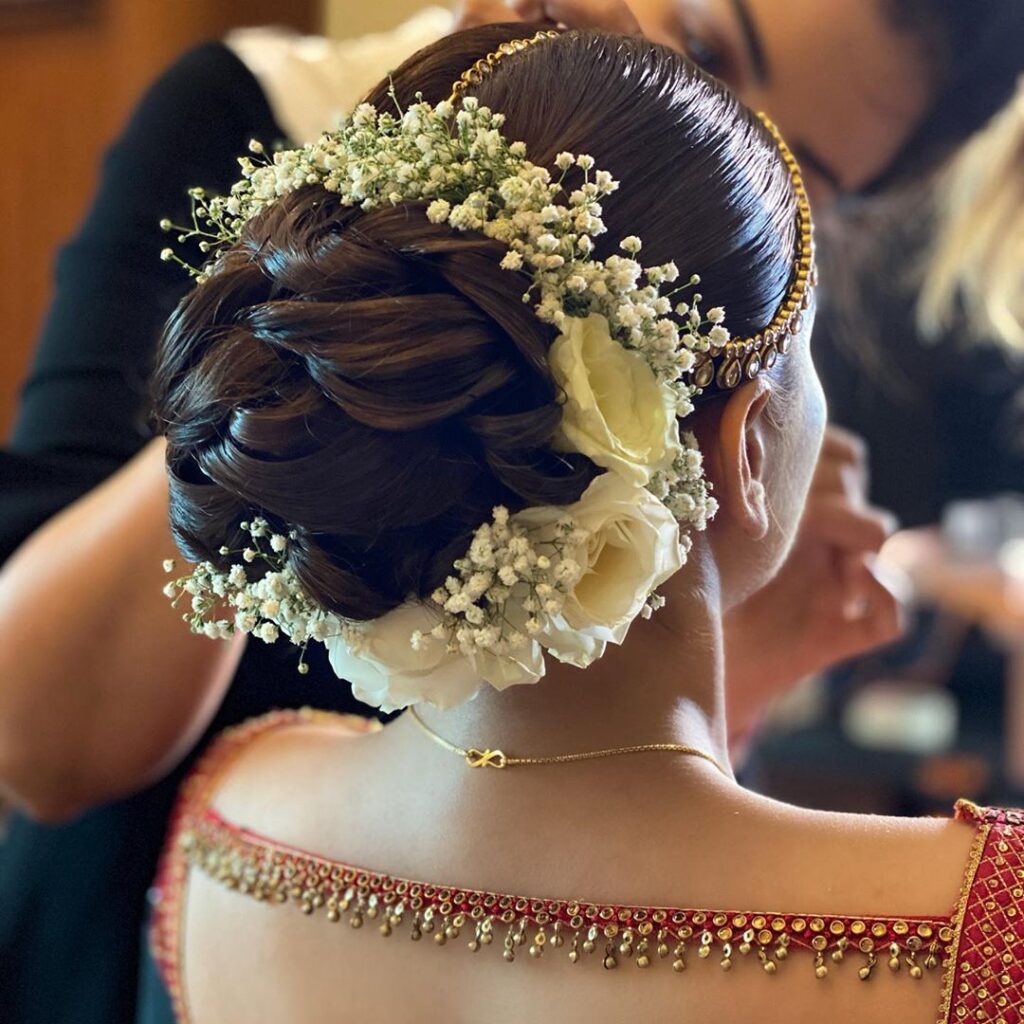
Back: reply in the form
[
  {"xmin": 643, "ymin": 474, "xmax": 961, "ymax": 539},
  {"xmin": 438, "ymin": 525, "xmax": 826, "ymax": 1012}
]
[
  {"xmin": 939, "ymin": 802, "xmax": 1024, "ymax": 1023},
  {"xmin": 149, "ymin": 708, "xmax": 376, "ymax": 1015}
]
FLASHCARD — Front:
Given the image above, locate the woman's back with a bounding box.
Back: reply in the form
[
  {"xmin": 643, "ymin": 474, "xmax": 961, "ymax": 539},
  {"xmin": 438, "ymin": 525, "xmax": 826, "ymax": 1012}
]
[
  {"xmin": 151, "ymin": 710, "xmax": 1018, "ymax": 1024},
  {"xmin": 146, "ymin": 22, "xmax": 1024, "ymax": 1024}
]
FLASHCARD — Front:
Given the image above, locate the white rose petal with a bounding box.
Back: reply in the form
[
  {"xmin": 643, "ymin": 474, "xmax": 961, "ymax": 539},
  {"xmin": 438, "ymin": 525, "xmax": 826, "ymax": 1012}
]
[
  {"xmin": 548, "ymin": 314, "xmax": 682, "ymax": 485},
  {"xmin": 325, "ymin": 603, "xmax": 544, "ymax": 713},
  {"xmin": 514, "ymin": 473, "xmax": 682, "ymax": 646}
]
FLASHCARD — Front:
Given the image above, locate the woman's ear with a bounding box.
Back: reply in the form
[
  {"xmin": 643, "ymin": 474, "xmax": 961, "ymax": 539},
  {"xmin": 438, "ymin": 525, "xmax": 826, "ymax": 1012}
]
[{"xmin": 711, "ymin": 377, "xmax": 773, "ymax": 540}]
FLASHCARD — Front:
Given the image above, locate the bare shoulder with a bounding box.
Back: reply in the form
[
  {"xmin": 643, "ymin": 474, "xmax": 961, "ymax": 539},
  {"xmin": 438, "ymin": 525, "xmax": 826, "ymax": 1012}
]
[
  {"xmin": 725, "ymin": 786, "xmax": 981, "ymax": 918},
  {"xmin": 209, "ymin": 710, "xmax": 382, "ymax": 848}
]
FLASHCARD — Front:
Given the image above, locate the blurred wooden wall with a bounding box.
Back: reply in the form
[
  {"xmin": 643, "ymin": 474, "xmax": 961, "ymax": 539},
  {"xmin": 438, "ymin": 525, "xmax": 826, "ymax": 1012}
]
[{"xmin": 0, "ymin": 0, "xmax": 319, "ymax": 439}]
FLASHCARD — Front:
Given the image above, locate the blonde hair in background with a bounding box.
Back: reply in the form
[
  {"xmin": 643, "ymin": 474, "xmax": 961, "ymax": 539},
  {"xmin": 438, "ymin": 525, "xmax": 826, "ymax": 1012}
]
[{"xmin": 918, "ymin": 79, "xmax": 1024, "ymax": 351}]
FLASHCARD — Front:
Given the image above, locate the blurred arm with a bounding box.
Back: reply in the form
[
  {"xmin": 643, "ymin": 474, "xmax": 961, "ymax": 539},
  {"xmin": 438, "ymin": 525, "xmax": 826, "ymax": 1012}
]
[
  {"xmin": 0, "ymin": 44, "xmax": 282, "ymax": 820},
  {"xmin": 0, "ymin": 438, "xmax": 245, "ymax": 821}
]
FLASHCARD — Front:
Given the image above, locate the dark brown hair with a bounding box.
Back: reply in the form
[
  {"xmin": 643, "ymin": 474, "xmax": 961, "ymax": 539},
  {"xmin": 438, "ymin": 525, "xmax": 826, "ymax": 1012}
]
[{"xmin": 153, "ymin": 25, "xmax": 798, "ymax": 621}]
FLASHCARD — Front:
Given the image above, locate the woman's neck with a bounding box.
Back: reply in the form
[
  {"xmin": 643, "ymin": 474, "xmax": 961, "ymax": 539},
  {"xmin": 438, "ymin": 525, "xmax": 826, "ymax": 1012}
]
[{"xmin": 403, "ymin": 551, "xmax": 734, "ymax": 785}]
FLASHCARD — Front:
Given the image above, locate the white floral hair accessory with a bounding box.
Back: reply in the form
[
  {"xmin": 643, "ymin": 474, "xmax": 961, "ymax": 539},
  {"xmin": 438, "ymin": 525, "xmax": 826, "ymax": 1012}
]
[{"xmin": 162, "ymin": 64, "xmax": 735, "ymax": 712}]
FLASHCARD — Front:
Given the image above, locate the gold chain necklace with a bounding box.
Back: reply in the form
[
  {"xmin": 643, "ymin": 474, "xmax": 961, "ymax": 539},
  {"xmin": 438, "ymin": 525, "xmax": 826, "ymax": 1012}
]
[{"xmin": 409, "ymin": 707, "xmax": 729, "ymax": 776}]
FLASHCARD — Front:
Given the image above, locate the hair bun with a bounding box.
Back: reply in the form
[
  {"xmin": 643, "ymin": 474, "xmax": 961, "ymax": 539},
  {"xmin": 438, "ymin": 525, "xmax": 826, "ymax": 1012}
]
[{"xmin": 156, "ymin": 187, "xmax": 595, "ymax": 620}]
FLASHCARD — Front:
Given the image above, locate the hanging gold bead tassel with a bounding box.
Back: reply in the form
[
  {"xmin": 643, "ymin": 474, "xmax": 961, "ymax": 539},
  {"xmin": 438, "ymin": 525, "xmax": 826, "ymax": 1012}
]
[
  {"xmin": 888, "ymin": 943, "xmax": 901, "ymax": 972},
  {"xmin": 603, "ymin": 941, "xmax": 618, "ymax": 970},
  {"xmin": 858, "ymin": 950, "xmax": 877, "ymax": 981},
  {"xmin": 907, "ymin": 950, "xmax": 923, "ymax": 979},
  {"xmin": 720, "ymin": 942, "xmax": 734, "ymax": 971},
  {"xmin": 814, "ymin": 951, "xmax": 828, "ymax": 979},
  {"xmin": 672, "ymin": 941, "xmax": 687, "ymax": 973},
  {"xmin": 503, "ymin": 921, "xmax": 517, "ymax": 962}
]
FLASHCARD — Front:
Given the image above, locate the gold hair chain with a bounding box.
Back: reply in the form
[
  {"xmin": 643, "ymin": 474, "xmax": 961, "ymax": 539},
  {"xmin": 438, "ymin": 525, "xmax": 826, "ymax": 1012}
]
[
  {"xmin": 447, "ymin": 29, "xmax": 562, "ymax": 106},
  {"xmin": 409, "ymin": 707, "xmax": 729, "ymax": 776},
  {"xmin": 446, "ymin": 33, "xmax": 816, "ymax": 396}
]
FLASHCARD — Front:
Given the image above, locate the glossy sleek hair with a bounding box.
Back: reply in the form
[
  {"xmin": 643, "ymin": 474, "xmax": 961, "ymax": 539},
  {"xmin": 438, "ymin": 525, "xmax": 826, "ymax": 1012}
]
[
  {"xmin": 153, "ymin": 25, "xmax": 798, "ymax": 622},
  {"xmin": 869, "ymin": 0, "xmax": 1024, "ymax": 190}
]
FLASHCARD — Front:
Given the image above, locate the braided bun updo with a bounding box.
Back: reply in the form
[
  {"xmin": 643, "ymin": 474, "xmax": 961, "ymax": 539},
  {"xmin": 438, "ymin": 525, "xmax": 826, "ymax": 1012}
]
[{"xmin": 153, "ymin": 25, "xmax": 799, "ymax": 623}]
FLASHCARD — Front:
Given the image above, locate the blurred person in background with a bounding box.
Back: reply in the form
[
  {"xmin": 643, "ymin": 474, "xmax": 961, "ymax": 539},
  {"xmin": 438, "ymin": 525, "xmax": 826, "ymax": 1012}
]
[{"xmin": 0, "ymin": 2, "xmax": 1020, "ymax": 1022}]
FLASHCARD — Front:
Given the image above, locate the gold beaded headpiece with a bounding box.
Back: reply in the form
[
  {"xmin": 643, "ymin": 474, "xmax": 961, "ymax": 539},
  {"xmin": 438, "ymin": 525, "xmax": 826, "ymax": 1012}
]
[
  {"xmin": 447, "ymin": 29, "xmax": 562, "ymax": 105},
  {"xmin": 448, "ymin": 33, "xmax": 816, "ymax": 394},
  {"xmin": 690, "ymin": 114, "xmax": 816, "ymax": 394}
]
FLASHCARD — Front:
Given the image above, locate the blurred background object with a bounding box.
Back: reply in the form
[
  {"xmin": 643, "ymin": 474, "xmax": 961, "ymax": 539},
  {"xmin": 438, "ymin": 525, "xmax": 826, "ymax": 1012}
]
[
  {"xmin": 0, "ymin": 0, "xmax": 443, "ymax": 438},
  {"xmin": 744, "ymin": 500, "xmax": 1024, "ymax": 814}
]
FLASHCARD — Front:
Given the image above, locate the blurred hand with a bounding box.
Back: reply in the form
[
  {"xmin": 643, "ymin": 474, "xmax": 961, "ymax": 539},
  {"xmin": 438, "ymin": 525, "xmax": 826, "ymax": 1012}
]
[{"xmin": 724, "ymin": 425, "xmax": 904, "ymax": 747}]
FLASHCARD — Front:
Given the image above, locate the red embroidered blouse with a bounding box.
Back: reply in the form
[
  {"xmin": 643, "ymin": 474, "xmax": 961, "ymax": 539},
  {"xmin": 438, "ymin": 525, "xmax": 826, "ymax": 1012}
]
[{"xmin": 150, "ymin": 710, "xmax": 1024, "ymax": 1023}]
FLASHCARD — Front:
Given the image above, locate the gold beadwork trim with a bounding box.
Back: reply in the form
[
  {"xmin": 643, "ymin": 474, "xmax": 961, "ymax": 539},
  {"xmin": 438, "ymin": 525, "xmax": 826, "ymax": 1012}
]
[
  {"xmin": 447, "ymin": 30, "xmax": 561, "ymax": 105},
  {"xmin": 935, "ymin": 822, "xmax": 990, "ymax": 1024},
  {"xmin": 178, "ymin": 798, "xmax": 957, "ymax": 984},
  {"xmin": 154, "ymin": 710, "xmax": 972, "ymax": 1020},
  {"xmin": 691, "ymin": 112, "xmax": 817, "ymax": 393},
  {"xmin": 409, "ymin": 706, "xmax": 729, "ymax": 777}
]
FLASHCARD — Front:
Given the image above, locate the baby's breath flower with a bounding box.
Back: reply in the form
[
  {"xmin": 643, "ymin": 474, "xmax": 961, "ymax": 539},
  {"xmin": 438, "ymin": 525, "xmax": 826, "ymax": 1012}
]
[
  {"xmin": 497, "ymin": 565, "xmax": 518, "ymax": 587},
  {"xmin": 257, "ymin": 622, "xmax": 280, "ymax": 644},
  {"xmin": 161, "ymin": 89, "xmax": 728, "ymax": 701},
  {"xmin": 426, "ymin": 198, "xmax": 450, "ymax": 224}
]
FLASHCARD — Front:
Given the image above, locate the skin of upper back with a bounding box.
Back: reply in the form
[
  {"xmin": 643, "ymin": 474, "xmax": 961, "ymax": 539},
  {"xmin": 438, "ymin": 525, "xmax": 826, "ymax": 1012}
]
[{"xmin": 179, "ymin": 719, "xmax": 977, "ymax": 1024}]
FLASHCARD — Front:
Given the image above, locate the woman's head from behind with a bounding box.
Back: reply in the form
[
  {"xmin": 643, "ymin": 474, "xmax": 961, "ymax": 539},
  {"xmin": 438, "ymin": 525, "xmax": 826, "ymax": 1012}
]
[{"xmin": 154, "ymin": 26, "xmax": 823, "ymax": 705}]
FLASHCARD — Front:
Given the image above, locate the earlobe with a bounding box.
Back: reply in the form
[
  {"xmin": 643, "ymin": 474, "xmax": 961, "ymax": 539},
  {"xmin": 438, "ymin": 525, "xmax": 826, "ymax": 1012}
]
[{"xmin": 713, "ymin": 378, "xmax": 772, "ymax": 541}]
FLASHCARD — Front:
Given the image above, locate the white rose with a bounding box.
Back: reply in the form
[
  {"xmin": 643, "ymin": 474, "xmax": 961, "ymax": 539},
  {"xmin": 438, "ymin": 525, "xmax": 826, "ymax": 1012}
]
[
  {"xmin": 515, "ymin": 473, "xmax": 683, "ymax": 646},
  {"xmin": 540, "ymin": 613, "xmax": 606, "ymax": 669},
  {"xmin": 549, "ymin": 313, "xmax": 681, "ymax": 485},
  {"xmin": 325, "ymin": 603, "xmax": 544, "ymax": 713}
]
